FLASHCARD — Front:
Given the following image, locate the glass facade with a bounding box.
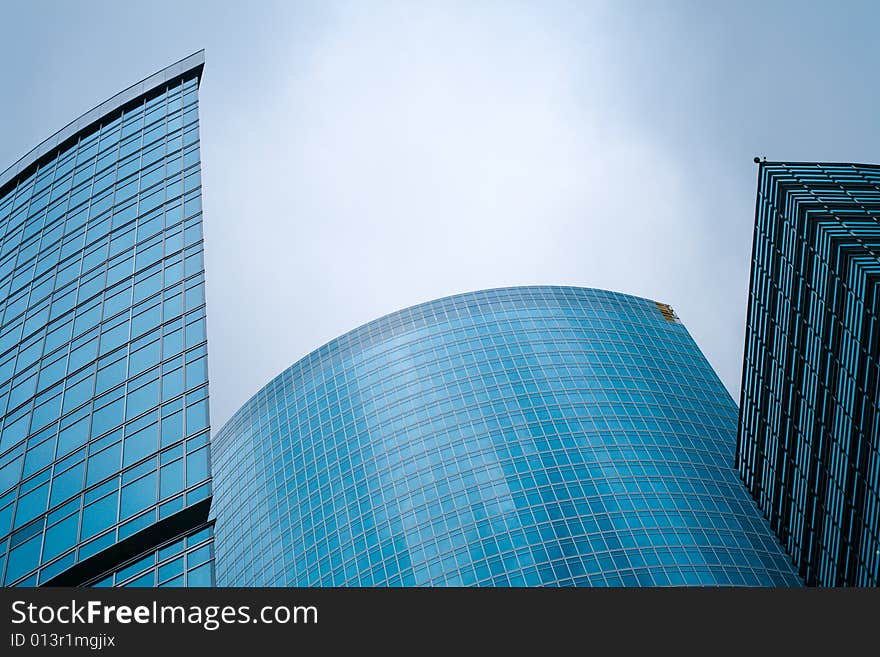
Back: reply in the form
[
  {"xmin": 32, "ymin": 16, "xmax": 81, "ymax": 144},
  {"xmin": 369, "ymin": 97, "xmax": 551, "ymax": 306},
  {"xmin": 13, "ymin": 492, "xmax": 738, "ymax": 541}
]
[
  {"xmin": 212, "ymin": 286, "xmax": 800, "ymax": 586},
  {"xmin": 0, "ymin": 53, "xmax": 212, "ymax": 586},
  {"xmin": 738, "ymin": 161, "xmax": 880, "ymax": 586},
  {"xmin": 88, "ymin": 524, "xmax": 214, "ymax": 588}
]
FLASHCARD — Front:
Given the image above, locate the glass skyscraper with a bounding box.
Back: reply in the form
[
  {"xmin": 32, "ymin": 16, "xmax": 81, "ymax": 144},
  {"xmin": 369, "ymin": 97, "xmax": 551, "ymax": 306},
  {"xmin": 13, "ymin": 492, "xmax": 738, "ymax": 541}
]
[
  {"xmin": 0, "ymin": 52, "xmax": 213, "ymax": 587},
  {"xmin": 212, "ymin": 286, "xmax": 800, "ymax": 586},
  {"xmin": 738, "ymin": 161, "xmax": 880, "ymax": 587},
  {"xmin": 4, "ymin": 52, "xmax": 819, "ymax": 590}
]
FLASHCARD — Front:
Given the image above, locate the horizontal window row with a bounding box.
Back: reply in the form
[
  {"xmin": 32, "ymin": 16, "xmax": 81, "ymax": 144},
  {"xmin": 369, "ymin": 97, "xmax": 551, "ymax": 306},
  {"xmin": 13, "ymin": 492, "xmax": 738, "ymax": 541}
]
[
  {"xmin": 1, "ymin": 119, "xmax": 199, "ymax": 255},
  {"xmin": 92, "ymin": 526, "xmax": 213, "ymax": 587},
  {"xmin": 2, "ymin": 427, "xmax": 209, "ymax": 542},
  {"xmin": 0, "ymin": 265, "xmax": 206, "ymax": 399},
  {"xmin": 0, "ymin": 300, "xmax": 208, "ymax": 452},
  {"xmin": 0, "ymin": 375, "xmax": 210, "ymax": 499},
  {"xmin": 0, "ymin": 77, "xmax": 198, "ymax": 221},
  {"xmin": 2, "ymin": 476, "xmax": 211, "ymax": 586},
  {"xmin": 0, "ymin": 207, "xmax": 204, "ymax": 352},
  {"xmin": 0, "ymin": 143, "xmax": 201, "ymax": 277},
  {"xmin": 0, "ymin": 157, "xmax": 202, "ymax": 310}
]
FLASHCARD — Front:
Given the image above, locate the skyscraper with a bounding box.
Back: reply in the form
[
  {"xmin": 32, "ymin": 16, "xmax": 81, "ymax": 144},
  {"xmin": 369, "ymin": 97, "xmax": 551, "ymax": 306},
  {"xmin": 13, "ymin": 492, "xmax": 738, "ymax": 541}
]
[
  {"xmin": 3, "ymin": 52, "xmax": 820, "ymax": 590},
  {"xmin": 212, "ymin": 286, "xmax": 800, "ymax": 586},
  {"xmin": 738, "ymin": 161, "xmax": 880, "ymax": 586},
  {"xmin": 0, "ymin": 52, "xmax": 213, "ymax": 586}
]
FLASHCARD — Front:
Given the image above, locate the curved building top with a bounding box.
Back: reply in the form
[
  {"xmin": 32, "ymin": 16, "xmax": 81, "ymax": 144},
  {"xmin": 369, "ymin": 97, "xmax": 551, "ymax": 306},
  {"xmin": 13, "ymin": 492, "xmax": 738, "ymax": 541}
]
[
  {"xmin": 216, "ymin": 285, "xmax": 680, "ymax": 435},
  {"xmin": 211, "ymin": 285, "xmax": 800, "ymax": 586},
  {"xmin": 0, "ymin": 51, "xmax": 205, "ymax": 200}
]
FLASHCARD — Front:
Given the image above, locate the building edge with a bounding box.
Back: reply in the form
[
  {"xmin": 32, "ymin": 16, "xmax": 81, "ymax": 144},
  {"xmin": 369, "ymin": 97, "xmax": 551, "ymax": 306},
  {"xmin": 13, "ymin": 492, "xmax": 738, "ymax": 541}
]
[{"xmin": 0, "ymin": 50, "xmax": 205, "ymax": 198}]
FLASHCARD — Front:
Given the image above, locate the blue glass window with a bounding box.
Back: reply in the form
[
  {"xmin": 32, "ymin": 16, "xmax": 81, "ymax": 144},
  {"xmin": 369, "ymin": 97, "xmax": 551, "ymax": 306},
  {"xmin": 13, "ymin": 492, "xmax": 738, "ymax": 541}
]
[
  {"xmin": 211, "ymin": 287, "xmax": 801, "ymax": 588},
  {"xmin": 0, "ymin": 65, "xmax": 211, "ymax": 586}
]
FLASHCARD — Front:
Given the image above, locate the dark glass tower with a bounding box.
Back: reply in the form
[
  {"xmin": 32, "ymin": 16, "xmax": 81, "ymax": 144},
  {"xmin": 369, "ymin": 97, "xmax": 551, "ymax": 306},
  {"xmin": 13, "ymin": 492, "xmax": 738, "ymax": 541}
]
[
  {"xmin": 0, "ymin": 52, "xmax": 213, "ymax": 586},
  {"xmin": 213, "ymin": 286, "xmax": 800, "ymax": 586},
  {"xmin": 738, "ymin": 161, "xmax": 880, "ymax": 586}
]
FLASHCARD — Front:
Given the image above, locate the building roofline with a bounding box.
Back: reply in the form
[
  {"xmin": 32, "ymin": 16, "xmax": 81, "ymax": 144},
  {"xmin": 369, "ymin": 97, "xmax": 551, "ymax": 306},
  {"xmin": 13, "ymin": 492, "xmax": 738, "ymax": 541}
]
[
  {"xmin": 0, "ymin": 50, "xmax": 205, "ymax": 198},
  {"xmin": 758, "ymin": 160, "xmax": 880, "ymax": 170},
  {"xmin": 213, "ymin": 284, "xmax": 675, "ymax": 437}
]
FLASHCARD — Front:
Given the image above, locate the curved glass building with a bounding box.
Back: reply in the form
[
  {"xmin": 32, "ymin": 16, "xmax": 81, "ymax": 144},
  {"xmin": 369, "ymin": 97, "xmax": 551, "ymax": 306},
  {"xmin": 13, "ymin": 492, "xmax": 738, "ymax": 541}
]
[
  {"xmin": 212, "ymin": 286, "xmax": 800, "ymax": 586},
  {"xmin": 0, "ymin": 52, "xmax": 213, "ymax": 586}
]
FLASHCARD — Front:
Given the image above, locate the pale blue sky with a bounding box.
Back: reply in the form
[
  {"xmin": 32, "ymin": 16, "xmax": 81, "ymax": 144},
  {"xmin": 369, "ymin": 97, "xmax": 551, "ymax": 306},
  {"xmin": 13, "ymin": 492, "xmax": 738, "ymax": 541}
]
[{"xmin": 2, "ymin": 1, "xmax": 878, "ymax": 428}]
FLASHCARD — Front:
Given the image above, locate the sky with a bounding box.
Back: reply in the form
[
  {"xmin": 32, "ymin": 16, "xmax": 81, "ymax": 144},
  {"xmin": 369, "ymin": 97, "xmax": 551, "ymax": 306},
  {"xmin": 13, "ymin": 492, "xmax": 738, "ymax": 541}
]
[{"xmin": 1, "ymin": 0, "xmax": 879, "ymax": 430}]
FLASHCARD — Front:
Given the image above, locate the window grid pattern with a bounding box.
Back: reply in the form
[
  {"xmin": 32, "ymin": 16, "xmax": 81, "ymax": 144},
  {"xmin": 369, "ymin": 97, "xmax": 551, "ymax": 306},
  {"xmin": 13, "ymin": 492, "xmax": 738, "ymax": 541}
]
[
  {"xmin": 89, "ymin": 524, "xmax": 214, "ymax": 588},
  {"xmin": 0, "ymin": 73, "xmax": 212, "ymax": 586},
  {"xmin": 213, "ymin": 286, "xmax": 800, "ymax": 587},
  {"xmin": 738, "ymin": 162, "xmax": 880, "ymax": 587}
]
